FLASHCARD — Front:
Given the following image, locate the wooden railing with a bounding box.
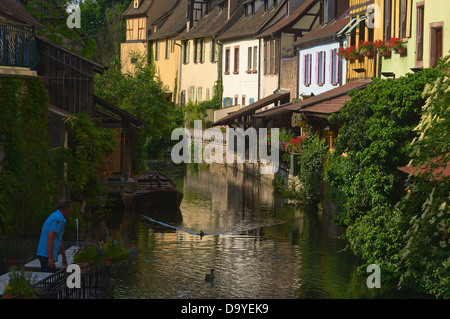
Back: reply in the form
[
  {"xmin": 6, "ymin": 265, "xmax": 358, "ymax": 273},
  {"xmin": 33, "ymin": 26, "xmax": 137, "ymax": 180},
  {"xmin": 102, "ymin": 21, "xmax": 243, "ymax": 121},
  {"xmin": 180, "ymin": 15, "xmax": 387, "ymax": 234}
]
[{"xmin": 0, "ymin": 23, "xmax": 38, "ymax": 70}]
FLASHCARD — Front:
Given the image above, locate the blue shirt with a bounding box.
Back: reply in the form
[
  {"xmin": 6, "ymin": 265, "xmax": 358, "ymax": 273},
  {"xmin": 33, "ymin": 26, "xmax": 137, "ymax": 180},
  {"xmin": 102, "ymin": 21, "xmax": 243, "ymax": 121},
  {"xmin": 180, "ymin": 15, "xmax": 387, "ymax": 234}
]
[{"xmin": 37, "ymin": 210, "xmax": 66, "ymax": 261}]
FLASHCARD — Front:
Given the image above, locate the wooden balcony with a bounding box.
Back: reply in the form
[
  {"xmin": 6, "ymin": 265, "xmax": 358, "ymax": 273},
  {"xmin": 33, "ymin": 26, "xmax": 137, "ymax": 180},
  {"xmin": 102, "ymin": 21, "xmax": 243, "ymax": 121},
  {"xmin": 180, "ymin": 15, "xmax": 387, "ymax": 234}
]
[
  {"xmin": 349, "ymin": 0, "xmax": 375, "ymax": 16},
  {"xmin": 0, "ymin": 23, "xmax": 38, "ymax": 76}
]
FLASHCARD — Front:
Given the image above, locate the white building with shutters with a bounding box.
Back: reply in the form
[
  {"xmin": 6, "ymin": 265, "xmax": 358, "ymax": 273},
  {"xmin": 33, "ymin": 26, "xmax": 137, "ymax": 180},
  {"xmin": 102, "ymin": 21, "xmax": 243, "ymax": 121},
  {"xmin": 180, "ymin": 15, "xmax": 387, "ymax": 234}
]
[{"xmin": 295, "ymin": 11, "xmax": 350, "ymax": 98}]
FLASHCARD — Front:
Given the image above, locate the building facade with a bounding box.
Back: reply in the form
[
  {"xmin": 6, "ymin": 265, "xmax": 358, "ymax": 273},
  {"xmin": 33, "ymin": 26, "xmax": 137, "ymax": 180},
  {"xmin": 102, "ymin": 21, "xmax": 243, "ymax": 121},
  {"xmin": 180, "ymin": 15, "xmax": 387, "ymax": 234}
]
[
  {"xmin": 381, "ymin": 0, "xmax": 450, "ymax": 78},
  {"xmin": 148, "ymin": 0, "xmax": 188, "ymax": 103},
  {"xmin": 120, "ymin": 0, "xmax": 178, "ymax": 74}
]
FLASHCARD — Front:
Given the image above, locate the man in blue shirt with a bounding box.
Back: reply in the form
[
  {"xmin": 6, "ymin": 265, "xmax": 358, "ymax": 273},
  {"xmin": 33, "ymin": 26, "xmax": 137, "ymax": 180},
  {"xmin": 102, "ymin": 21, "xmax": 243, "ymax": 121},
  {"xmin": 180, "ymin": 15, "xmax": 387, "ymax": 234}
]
[{"xmin": 37, "ymin": 200, "xmax": 71, "ymax": 272}]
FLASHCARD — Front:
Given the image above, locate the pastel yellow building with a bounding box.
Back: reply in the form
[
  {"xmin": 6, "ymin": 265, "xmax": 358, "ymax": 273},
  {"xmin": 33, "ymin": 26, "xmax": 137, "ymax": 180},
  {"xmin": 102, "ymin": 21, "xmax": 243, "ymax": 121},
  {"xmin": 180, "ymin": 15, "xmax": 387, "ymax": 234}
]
[
  {"xmin": 148, "ymin": 0, "xmax": 187, "ymax": 103},
  {"xmin": 120, "ymin": 0, "xmax": 178, "ymax": 74},
  {"xmin": 381, "ymin": 0, "xmax": 450, "ymax": 78}
]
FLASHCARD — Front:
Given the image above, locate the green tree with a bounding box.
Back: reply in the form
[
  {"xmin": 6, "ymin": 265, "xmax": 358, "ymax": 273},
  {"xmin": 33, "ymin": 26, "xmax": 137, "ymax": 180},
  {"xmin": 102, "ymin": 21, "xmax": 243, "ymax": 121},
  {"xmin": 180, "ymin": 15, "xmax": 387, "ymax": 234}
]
[
  {"xmin": 325, "ymin": 64, "xmax": 443, "ymax": 289},
  {"xmin": 95, "ymin": 55, "xmax": 184, "ymax": 165},
  {"xmin": 396, "ymin": 56, "xmax": 450, "ymax": 298}
]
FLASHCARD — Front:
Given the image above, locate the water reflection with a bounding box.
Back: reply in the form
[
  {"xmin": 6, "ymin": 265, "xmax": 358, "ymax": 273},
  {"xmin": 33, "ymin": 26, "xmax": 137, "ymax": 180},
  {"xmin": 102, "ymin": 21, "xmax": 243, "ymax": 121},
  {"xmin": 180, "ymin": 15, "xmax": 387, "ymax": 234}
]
[{"xmin": 109, "ymin": 162, "xmax": 386, "ymax": 299}]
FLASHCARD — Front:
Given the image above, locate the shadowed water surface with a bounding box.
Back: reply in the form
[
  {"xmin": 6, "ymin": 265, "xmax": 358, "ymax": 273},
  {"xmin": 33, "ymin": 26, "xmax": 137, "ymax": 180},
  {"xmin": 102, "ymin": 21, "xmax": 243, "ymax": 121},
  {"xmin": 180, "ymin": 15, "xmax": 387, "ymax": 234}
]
[{"xmin": 109, "ymin": 161, "xmax": 400, "ymax": 299}]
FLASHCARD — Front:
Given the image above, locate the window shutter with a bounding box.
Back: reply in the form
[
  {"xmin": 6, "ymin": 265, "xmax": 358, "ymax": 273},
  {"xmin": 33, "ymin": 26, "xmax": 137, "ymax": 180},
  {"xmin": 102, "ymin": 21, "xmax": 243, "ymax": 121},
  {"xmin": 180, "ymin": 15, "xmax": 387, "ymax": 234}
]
[
  {"xmin": 308, "ymin": 54, "xmax": 312, "ymax": 85},
  {"xmin": 303, "ymin": 54, "xmax": 307, "ymax": 84},
  {"xmin": 275, "ymin": 40, "xmax": 279, "ymax": 74},
  {"xmin": 416, "ymin": 5, "xmax": 424, "ymax": 61},
  {"xmin": 400, "ymin": 0, "xmax": 407, "ymax": 38},
  {"xmin": 335, "ymin": 50, "xmax": 340, "ymax": 84},
  {"xmin": 329, "ymin": 49, "xmax": 333, "ymax": 83},
  {"xmin": 322, "ymin": 52, "xmax": 326, "ymax": 84},
  {"xmin": 230, "ymin": 97, "xmax": 233, "ymax": 106},
  {"xmin": 202, "ymin": 39, "xmax": 205, "ymax": 62},
  {"xmin": 315, "ymin": 52, "xmax": 319, "ymax": 84},
  {"xmin": 263, "ymin": 41, "xmax": 267, "ymax": 74},
  {"xmin": 385, "ymin": 0, "xmax": 392, "ymax": 41},
  {"xmin": 187, "ymin": 41, "xmax": 190, "ymax": 63},
  {"xmin": 223, "ymin": 97, "xmax": 227, "ymax": 108}
]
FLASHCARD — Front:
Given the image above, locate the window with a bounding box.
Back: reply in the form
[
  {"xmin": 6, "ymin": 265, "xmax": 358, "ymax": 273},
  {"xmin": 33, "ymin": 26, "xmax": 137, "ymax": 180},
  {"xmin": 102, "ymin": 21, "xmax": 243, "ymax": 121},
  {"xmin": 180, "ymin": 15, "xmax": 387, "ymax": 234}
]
[
  {"xmin": 193, "ymin": 38, "xmax": 204, "ymax": 63},
  {"xmin": 248, "ymin": 47, "xmax": 252, "ymax": 72},
  {"xmin": 430, "ymin": 23, "xmax": 444, "ymax": 68},
  {"xmin": 180, "ymin": 91, "xmax": 186, "ymax": 107},
  {"xmin": 234, "ymin": 47, "xmax": 239, "ymax": 74},
  {"xmin": 385, "ymin": 0, "xmax": 392, "ymax": 41},
  {"xmin": 234, "ymin": 94, "xmax": 238, "ymax": 105},
  {"xmin": 194, "ymin": 39, "xmax": 199, "ymax": 63},
  {"xmin": 330, "ymin": 49, "xmax": 339, "ymax": 85},
  {"xmin": 225, "ymin": 47, "xmax": 230, "ymax": 74},
  {"xmin": 416, "ymin": 4, "xmax": 424, "ymax": 63},
  {"xmin": 165, "ymin": 39, "xmax": 170, "ymax": 59},
  {"xmin": 183, "ymin": 40, "xmax": 190, "ymax": 64},
  {"xmin": 197, "ymin": 88, "xmax": 202, "ymax": 102},
  {"xmin": 155, "ymin": 41, "xmax": 159, "ymax": 60},
  {"xmin": 264, "ymin": 39, "xmax": 279, "ymax": 75},
  {"xmin": 189, "ymin": 87, "xmax": 195, "ymax": 102},
  {"xmin": 210, "ymin": 39, "xmax": 217, "ymax": 62},
  {"xmin": 399, "ymin": 0, "xmax": 408, "ymax": 38},
  {"xmin": 206, "ymin": 89, "xmax": 210, "ymax": 101},
  {"xmin": 304, "ymin": 54, "xmax": 312, "ymax": 86},
  {"xmin": 253, "ymin": 46, "xmax": 257, "ymax": 72},
  {"xmin": 317, "ymin": 51, "xmax": 326, "ymax": 85},
  {"xmin": 242, "ymin": 95, "xmax": 246, "ymax": 106}
]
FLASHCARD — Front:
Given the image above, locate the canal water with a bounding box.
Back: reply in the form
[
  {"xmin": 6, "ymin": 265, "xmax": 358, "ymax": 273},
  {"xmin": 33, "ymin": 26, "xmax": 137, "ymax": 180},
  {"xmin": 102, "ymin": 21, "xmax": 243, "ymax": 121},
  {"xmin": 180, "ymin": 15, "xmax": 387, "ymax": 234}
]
[{"xmin": 108, "ymin": 161, "xmax": 394, "ymax": 299}]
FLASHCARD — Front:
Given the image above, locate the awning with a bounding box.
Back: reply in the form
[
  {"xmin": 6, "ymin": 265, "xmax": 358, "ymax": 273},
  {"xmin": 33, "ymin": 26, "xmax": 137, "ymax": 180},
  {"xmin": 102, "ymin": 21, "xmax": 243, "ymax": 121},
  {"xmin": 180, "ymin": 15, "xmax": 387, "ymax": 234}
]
[
  {"xmin": 93, "ymin": 95, "xmax": 143, "ymax": 129},
  {"xmin": 254, "ymin": 80, "xmax": 372, "ymax": 120},
  {"xmin": 213, "ymin": 91, "xmax": 290, "ymax": 126}
]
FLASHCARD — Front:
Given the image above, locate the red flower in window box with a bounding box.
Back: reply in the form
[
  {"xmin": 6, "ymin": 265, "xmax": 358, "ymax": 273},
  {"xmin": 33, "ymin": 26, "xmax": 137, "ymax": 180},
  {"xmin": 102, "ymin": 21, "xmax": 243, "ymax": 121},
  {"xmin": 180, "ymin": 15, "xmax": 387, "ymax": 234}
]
[
  {"xmin": 358, "ymin": 41, "xmax": 375, "ymax": 57},
  {"xmin": 338, "ymin": 46, "xmax": 363, "ymax": 61},
  {"xmin": 388, "ymin": 38, "xmax": 407, "ymax": 55}
]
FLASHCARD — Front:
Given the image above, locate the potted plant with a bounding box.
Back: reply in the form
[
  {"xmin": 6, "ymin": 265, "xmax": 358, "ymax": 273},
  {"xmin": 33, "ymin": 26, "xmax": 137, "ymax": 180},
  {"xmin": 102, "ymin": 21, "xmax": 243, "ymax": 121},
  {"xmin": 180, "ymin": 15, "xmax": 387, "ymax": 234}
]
[
  {"xmin": 2, "ymin": 268, "xmax": 40, "ymax": 299},
  {"xmin": 388, "ymin": 38, "xmax": 407, "ymax": 55},
  {"xmin": 374, "ymin": 39, "xmax": 391, "ymax": 57},
  {"xmin": 359, "ymin": 41, "xmax": 375, "ymax": 57},
  {"xmin": 338, "ymin": 46, "xmax": 363, "ymax": 61},
  {"xmin": 99, "ymin": 229, "xmax": 133, "ymax": 265},
  {"xmin": 72, "ymin": 242, "xmax": 103, "ymax": 271}
]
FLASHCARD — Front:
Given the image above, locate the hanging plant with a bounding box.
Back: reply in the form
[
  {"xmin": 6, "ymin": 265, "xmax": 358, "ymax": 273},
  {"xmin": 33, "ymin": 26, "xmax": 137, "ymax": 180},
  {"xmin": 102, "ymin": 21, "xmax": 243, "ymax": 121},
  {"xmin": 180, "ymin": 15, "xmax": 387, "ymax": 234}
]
[
  {"xmin": 358, "ymin": 41, "xmax": 375, "ymax": 57},
  {"xmin": 338, "ymin": 45, "xmax": 363, "ymax": 61},
  {"xmin": 388, "ymin": 38, "xmax": 407, "ymax": 55},
  {"xmin": 374, "ymin": 39, "xmax": 391, "ymax": 57}
]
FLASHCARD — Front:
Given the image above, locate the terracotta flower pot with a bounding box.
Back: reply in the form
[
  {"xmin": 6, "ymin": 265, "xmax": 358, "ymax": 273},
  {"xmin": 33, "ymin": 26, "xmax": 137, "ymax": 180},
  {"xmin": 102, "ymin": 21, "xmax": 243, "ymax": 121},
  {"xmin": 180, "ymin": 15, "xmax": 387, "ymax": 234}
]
[
  {"xmin": 363, "ymin": 50, "xmax": 374, "ymax": 58},
  {"xmin": 394, "ymin": 47, "xmax": 407, "ymax": 55},
  {"xmin": 76, "ymin": 262, "xmax": 90, "ymax": 274},
  {"xmin": 102, "ymin": 257, "xmax": 113, "ymax": 267},
  {"xmin": 379, "ymin": 50, "xmax": 391, "ymax": 58}
]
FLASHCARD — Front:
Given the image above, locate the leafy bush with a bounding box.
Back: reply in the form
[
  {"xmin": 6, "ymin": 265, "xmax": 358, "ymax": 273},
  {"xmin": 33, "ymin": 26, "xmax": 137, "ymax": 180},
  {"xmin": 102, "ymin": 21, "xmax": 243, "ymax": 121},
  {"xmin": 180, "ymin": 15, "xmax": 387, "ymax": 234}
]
[{"xmin": 324, "ymin": 60, "xmax": 445, "ymax": 294}]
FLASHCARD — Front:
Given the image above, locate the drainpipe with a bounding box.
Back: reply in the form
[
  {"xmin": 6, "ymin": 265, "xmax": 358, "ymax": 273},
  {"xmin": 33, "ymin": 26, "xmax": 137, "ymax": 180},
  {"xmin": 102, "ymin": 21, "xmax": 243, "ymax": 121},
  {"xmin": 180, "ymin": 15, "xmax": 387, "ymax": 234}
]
[
  {"xmin": 272, "ymin": 34, "xmax": 281, "ymax": 100},
  {"xmin": 258, "ymin": 38, "xmax": 261, "ymax": 100},
  {"xmin": 217, "ymin": 38, "xmax": 224, "ymax": 108},
  {"xmin": 174, "ymin": 39, "xmax": 183, "ymax": 104}
]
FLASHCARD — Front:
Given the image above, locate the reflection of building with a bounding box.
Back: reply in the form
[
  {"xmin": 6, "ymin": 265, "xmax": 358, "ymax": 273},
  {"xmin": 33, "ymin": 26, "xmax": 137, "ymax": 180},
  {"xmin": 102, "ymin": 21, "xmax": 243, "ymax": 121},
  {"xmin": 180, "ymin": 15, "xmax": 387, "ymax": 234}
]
[{"xmin": 182, "ymin": 163, "xmax": 275, "ymax": 232}]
